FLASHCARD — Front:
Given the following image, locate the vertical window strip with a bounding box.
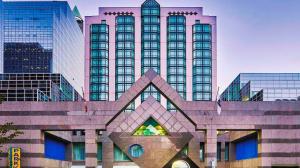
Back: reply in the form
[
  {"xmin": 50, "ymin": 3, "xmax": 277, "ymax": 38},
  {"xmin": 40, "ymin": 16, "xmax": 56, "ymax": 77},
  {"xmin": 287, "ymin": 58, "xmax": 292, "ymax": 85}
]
[
  {"xmin": 89, "ymin": 23, "xmax": 109, "ymax": 101},
  {"xmin": 115, "ymin": 16, "xmax": 135, "ymax": 111},
  {"xmin": 167, "ymin": 15, "xmax": 186, "ymax": 111},
  {"xmin": 141, "ymin": 4, "xmax": 161, "ymax": 102},
  {"xmin": 192, "ymin": 22, "xmax": 212, "ymax": 101}
]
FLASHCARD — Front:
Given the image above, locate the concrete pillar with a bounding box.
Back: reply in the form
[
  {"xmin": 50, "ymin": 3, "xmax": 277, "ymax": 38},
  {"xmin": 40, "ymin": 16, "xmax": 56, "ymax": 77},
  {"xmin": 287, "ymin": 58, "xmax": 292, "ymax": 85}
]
[
  {"xmin": 258, "ymin": 129, "xmax": 266, "ymax": 168},
  {"xmin": 101, "ymin": 132, "xmax": 114, "ymax": 168},
  {"xmin": 188, "ymin": 137, "xmax": 202, "ymax": 167},
  {"xmin": 205, "ymin": 128, "xmax": 217, "ymax": 168},
  {"xmin": 85, "ymin": 129, "xmax": 97, "ymax": 168},
  {"xmin": 221, "ymin": 142, "xmax": 225, "ymax": 161},
  {"xmin": 229, "ymin": 142, "xmax": 236, "ymax": 162}
]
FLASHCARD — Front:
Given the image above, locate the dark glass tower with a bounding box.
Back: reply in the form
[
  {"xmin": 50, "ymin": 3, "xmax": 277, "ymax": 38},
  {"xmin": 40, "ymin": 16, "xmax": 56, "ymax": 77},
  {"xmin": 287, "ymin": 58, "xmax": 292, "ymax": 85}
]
[{"xmin": 0, "ymin": 1, "xmax": 84, "ymax": 101}]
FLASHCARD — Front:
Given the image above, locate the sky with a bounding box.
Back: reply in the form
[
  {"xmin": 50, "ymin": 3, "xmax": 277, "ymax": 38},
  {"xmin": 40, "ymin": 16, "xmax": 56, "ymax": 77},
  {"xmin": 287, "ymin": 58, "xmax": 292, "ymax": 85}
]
[{"xmin": 5, "ymin": 0, "xmax": 300, "ymax": 92}]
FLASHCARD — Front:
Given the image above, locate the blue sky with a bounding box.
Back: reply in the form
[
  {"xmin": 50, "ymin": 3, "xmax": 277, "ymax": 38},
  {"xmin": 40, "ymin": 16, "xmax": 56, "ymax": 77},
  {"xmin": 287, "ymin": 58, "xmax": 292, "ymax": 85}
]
[{"xmin": 6, "ymin": 0, "xmax": 300, "ymax": 91}]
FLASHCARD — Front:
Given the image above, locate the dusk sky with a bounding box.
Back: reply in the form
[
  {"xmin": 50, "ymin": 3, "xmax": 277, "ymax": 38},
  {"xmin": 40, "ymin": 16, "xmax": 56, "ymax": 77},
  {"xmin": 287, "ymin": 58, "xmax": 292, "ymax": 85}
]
[{"xmin": 6, "ymin": 0, "xmax": 300, "ymax": 91}]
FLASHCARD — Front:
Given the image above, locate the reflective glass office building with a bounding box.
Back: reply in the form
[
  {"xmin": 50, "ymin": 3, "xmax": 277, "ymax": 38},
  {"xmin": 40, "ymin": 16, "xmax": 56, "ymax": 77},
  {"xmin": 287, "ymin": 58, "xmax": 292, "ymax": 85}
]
[
  {"xmin": 85, "ymin": 0, "xmax": 217, "ymax": 110},
  {"xmin": 0, "ymin": 73, "xmax": 82, "ymax": 101},
  {"xmin": 0, "ymin": 0, "xmax": 84, "ymax": 101},
  {"xmin": 0, "ymin": 0, "xmax": 3, "ymax": 72},
  {"xmin": 221, "ymin": 73, "xmax": 300, "ymax": 101}
]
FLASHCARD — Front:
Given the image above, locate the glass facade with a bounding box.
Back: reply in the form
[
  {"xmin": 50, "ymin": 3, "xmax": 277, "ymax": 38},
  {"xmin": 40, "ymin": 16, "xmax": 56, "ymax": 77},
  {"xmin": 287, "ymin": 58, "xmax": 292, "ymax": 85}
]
[
  {"xmin": 129, "ymin": 144, "xmax": 144, "ymax": 158},
  {"xmin": 167, "ymin": 15, "xmax": 186, "ymax": 111},
  {"xmin": 0, "ymin": 0, "xmax": 3, "ymax": 73},
  {"xmin": 0, "ymin": 73, "xmax": 81, "ymax": 101},
  {"xmin": 217, "ymin": 142, "xmax": 221, "ymax": 161},
  {"xmin": 141, "ymin": 0, "xmax": 161, "ymax": 102},
  {"xmin": 225, "ymin": 142, "xmax": 229, "ymax": 161},
  {"xmin": 90, "ymin": 22, "xmax": 109, "ymax": 101},
  {"xmin": 87, "ymin": 0, "xmax": 216, "ymax": 103},
  {"xmin": 115, "ymin": 16, "xmax": 135, "ymax": 111},
  {"xmin": 221, "ymin": 73, "xmax": 300, "ymax": 101},
  {"xmin": 200, "ymin": 142, "xmax": 205, "ymax": 161},
  {"xmin": 3, "ymin": 2, "xmax": 53, "ymax": 73},
  {"xmin": 97, "ymin": 143, "xmax": 102, "ymax": 161},
  {"xmin": 192, "ymin": 21, "xmax": 212, "ymax": 101},
  {"xmin": 1, "ymin": 1, "xmax": 84, "ymax": 98},
  {"xmin": 114, "ymin": 144, "xmax": 131, "ymax": 161},
  {"xmin": 4, "ymin": 43, "xmax": 52, "ymax": 73},
  {"xmin": 73, "ymin": 142, "xmax": 85, "ymax": 161},
  {"xmin": 133, "ymin": 117, "xmax": 167, "ymax": 136}
]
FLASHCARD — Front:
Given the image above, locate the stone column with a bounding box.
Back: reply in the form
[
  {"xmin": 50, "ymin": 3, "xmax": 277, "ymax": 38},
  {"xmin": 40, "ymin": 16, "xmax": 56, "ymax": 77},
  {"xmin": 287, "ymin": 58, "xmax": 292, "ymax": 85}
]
[
  {"xmin": 188, "ymin": 137, "xmax": 202, "ymax": 167},
  {"xmin": 205, "ymin": 128, "xmax": 217, "ymax": 168},
  {"xmin": 221, "ymin": 142, "xmax": 225, "ymax": 161},
  {"xmin": 258, "ymin": 129, "xmax": 268, "ymax": 168},
  {"xmin": 85, "ymin": 129, "xmax": 97, "ymax": 168},
  {"xmin": 101, "ymin": 132, "xmax": 114, "ymax": 168}
]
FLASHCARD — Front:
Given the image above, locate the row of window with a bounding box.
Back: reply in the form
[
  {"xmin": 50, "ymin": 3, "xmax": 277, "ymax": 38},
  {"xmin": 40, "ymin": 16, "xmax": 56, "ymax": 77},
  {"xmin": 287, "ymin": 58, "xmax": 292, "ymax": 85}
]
[
  {"xmin": 90, "ymin": 14, "xmax": 212, "ymax": 102},
  {"xmin": 72, "ymin": 142, "xmax": 229, "ymax": 162}
]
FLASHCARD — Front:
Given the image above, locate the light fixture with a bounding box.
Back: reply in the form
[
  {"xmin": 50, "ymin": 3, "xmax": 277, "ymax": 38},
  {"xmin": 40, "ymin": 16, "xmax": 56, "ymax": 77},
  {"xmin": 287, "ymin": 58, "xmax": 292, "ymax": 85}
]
[{"xmin": 172, "ymin": 160, "xmax": 190, "ymax": 168}]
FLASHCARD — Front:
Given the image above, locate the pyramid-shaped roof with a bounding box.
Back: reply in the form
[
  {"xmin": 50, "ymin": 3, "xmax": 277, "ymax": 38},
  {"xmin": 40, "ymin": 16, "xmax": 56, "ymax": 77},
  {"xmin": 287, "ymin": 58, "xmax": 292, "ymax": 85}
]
[{"xmin": 142, "ymin": 0, "xmax": 160, "ymax": 7}]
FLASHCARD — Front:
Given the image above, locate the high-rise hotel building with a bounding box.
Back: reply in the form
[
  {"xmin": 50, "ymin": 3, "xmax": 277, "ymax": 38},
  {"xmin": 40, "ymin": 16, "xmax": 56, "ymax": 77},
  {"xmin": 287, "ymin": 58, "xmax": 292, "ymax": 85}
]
[{"xmin": 85, "ymin": 0, "xmax": 217, "ymax": 109}]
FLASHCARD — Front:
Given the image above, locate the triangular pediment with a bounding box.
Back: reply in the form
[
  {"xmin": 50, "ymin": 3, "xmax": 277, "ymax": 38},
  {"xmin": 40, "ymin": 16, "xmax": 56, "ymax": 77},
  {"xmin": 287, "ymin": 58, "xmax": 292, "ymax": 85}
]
[
  {"xmin": 106, "ymin": 69, "xmax": 196, "ymax": 127},
  {"xmin": 107, "ymin": 96, "xmax": 195, "ymax": 133}
]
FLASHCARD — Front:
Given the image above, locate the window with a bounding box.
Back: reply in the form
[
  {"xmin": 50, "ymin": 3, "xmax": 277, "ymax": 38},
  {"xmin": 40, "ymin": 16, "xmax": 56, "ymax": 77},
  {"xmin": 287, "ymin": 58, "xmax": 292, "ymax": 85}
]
[
  {"xmin": 73, "ymin": 143, "xmax": 85, "ymax": 161},
  {"xmin": 114, "ymin": 145, "xmax": 130, "ymax": 161},
  {"xmin": 133, "ymin": 117, "xmax": 167, "ymax": 136},
  {"xmin": 225, "ymin": 142, "xmax": 229, "ymax": 161},
  {"xmin": 97, "ymin": 143, "xmax": 102, "ymax": 161},
  {"xmin": 217, "ymin": 142, "xmax": 221, "ymax": 161},
  {"xmin": 181, "ymin": 145, "xmax": 188, "ymax": 155},
  {"xmin": 200, "ymin": 142, "xmax": 205, "ymax": 161},
  {"xmin": 129, "ymin": 144, "xmax": 144, "ymax": 158}
]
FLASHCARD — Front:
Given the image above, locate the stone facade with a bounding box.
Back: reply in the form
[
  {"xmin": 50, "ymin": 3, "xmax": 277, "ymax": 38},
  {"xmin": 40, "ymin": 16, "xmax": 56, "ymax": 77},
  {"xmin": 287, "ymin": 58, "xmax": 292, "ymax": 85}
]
[{"xmin": 0, "ymin": 70, "xmax": 300, "ymax": 168}]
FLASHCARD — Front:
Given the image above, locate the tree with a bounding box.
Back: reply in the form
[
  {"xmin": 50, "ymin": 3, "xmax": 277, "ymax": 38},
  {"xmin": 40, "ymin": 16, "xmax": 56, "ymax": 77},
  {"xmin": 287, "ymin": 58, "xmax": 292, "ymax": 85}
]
[
  {"xmin": 0, "ymin": 95, "xmax": 23, "ymax": 153},
  {"xmin": 0, "ymin": 123, "xmax": 23, "ymax": 153}
]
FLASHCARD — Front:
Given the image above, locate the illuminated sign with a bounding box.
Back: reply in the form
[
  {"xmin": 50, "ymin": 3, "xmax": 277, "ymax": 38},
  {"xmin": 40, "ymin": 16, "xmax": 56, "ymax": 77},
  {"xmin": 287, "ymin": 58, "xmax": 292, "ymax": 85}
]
[{"xmin": 8, "ymin": 147, "xmax": 21, "ymax": 168}]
